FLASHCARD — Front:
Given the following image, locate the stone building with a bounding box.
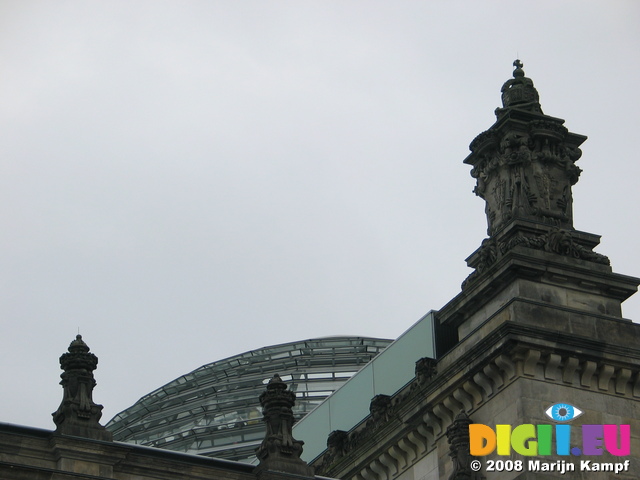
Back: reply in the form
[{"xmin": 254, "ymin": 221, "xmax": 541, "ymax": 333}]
[
  {"xmin": 309, "ymin": 60, "xmax": 640, "ymax": 480},
  {"xmin": 1, "ymin": 60, "xmax": 639, "ymax": 480},
  {"xmin": 0, "ymin": 335, "xmax": 323, "ymax": 480}
]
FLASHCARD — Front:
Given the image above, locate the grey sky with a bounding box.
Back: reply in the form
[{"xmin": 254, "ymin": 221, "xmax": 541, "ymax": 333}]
[{"xmin": 1, "ymin": 1, "xmax": 639, "ymax": 430}]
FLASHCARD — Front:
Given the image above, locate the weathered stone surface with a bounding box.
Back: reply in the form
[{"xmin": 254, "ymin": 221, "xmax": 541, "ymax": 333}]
[
  {"xmin": 51, "ymin": 335, "xmax": 112, "ymax": 442},
  {"xmin": 254, "ymin": 375, "xmax": 315, "ymax": 479},
  {"xmin": 466, "ymin": 62, "xmax": 584, "ymax": 238},
  {"xmin": 0, "ymin": 422, "xmax": 257, "ymax": 480},
  {"xmin": 446, "ymin": 411, "xmax": 485, "ymax": 480}
]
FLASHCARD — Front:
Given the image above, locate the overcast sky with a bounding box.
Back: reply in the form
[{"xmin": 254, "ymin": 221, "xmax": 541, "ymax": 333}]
[{"xmin": 2, "ymin": 1, "xmax": 639, "ymax": 430}]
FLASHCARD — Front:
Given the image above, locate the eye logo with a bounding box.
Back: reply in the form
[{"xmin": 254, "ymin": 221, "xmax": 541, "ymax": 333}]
[{"xmin": 545, "ymin": 403, "xmax": 583, "ymax": 422}]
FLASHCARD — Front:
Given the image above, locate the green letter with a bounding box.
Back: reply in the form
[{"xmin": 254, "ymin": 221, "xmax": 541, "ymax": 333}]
[{"xmin": 511, "ymin": 424, "xmax": 537, "ymax": 456}]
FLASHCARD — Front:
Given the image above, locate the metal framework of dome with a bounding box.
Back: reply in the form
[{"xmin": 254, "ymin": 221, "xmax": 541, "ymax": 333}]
[{"xmin": 106, "ymin": 336, "xmax": 391, "ymax": 463}]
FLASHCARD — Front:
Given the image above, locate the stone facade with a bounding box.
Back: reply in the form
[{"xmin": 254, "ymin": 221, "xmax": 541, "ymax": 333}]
[
  {"xmin": 0, "ymin": 422, "xmax": 256, "ymax": 480},
  {"xmin": 312, "ymin": 61, "xmax": 640, "ymax": 480}
]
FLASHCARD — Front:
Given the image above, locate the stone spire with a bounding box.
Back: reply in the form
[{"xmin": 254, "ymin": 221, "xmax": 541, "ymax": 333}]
[
  {"xmin": 52, "ymin": 335, "xmax": 112, "ymax": 441},
  {"xmin": 254, "ymin": 374, "xmax": 314, "ymax": 479},
  {"xmin": 462, "ymin": 60, "xmax": 609, "ymax": 288},
  {"xmin": 431, "ymin": 60, "xmax": 639, "ymax": 354}
]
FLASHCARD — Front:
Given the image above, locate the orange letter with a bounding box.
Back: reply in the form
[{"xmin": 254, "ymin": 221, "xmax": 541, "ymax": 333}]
[{"xmin": 469, "ymin": 424, "xmax": 496, "ymax": 456}]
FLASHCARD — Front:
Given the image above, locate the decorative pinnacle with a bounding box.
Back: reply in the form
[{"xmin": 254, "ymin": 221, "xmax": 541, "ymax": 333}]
[
  {"xmin": 59, "ymin": 334, "xmax": 98, "ymax": 372},
  {"xmin": 52, "ymin": 335, "xmax": 112, "ymax": 441},
  {"xmin": 259, "ymin": 374, "xmax": 295, "ymax": 409},
  {"xmin": 68, "ymin": 334, "xmax": 90, "ymax": 353},
  {"xmin": 496, "ymin": 58, "xmax": 541, "ymax": 115},
  {"xmin": 255, "ymin": 373, "xmax": 313, "ymax": 477},
  {"xmin": 513, "ymin": 59, "xmax": 524, "ymax": 77}
]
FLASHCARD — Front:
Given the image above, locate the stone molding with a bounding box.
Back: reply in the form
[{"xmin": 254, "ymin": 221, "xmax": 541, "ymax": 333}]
[
  {"xmin": 438, "ymin": 243, "xmax": 639, "ymax": 339},
  {"xmin": 462, "ymin": 227, "xmax": 611, "ymax": 290},
  {"xmin": 0, "ymin": 422, "xmax": 257, "ymax": 480},
  {"xmin": 314, "ymin": 324, "xmax": 640, "ymax": 480}
]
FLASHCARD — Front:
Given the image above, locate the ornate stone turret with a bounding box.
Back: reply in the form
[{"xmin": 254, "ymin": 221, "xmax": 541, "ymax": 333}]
[
  {"xmin": 462, "ymin": 60, "xmax": 610, "ymax": 289},
  {"xmin": 255, "ymin": 374, "xmax": 314, "ymax": 479},
  {"xmin": 435, "ymin": 60, "xmax": 639, "ymax": 350},
  {"xmin": 52, "ymin": 335, "xmax": 112, "ymax": 441},
  {"xmin": 468, "ymin": 60, "xmax": 583, "ymax": 236}
]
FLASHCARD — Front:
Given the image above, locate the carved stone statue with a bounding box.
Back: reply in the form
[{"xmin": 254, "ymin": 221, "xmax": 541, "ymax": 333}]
[
  {"xmin": 415, "ymin": 357, "xmax": 438, "ymax": 386},
  {"xmin": 52, "ymin": 335, "xmax": 112, "ymax": 441},
  {"xmin": 326, "ymin": 430, "xmax": 349, "ymax": 461}
]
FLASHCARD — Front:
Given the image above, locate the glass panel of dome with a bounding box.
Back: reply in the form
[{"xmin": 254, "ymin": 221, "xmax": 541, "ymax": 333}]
[{"xmin": 106, "ymin": 336, "xmax": 392, "ymax": 462}]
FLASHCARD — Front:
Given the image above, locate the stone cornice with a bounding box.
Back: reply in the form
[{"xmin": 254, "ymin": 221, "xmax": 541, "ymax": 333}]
[
  {"xmin": 313, "ymin": 320, "xmax": 640, "ymax": 480},
  {"xmin": 438, "ymin": 245, "xmax": 639, "ymax": 333},
  {"xmin": 0, "ymin": 423, "xmax": 257, "ymax": 477},
  {"xmin": 455, "ymin": 295, "xmax": 640, "ymax": 358}
]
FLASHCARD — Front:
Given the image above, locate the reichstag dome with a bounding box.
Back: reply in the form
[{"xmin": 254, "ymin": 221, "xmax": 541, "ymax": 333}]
[{"xmin": 106, "ymin": 336, "xmax": 391, "ymax": 462}]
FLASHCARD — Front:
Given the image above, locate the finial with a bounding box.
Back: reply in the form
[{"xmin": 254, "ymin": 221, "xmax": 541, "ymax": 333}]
[
  {"xmin": 255, "ymin": 373, "xmax": 313, "ymax": 478},
  {"xmin": 52, "ymin": 335, "xmax": 112, "ymax": 441},
  {"xmin": 495, "ymin": 58, "xmax": 541, "ymax": 115},
  {"xmin": 267, "ymin": 373, "xmax": 286, "ymax": 389},
  {"xmin": 68, "ymin": 334, "xmax": 90, "ymax": 354},
  {"xmin": 513, "ymin": 59, "xmax": 524, "ymax": 77}
]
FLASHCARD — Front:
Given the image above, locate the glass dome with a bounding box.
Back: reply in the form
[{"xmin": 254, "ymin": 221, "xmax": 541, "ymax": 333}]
[{"xmin": 107, "ymin": 336, "xmax": 391, "ymax": 463}]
